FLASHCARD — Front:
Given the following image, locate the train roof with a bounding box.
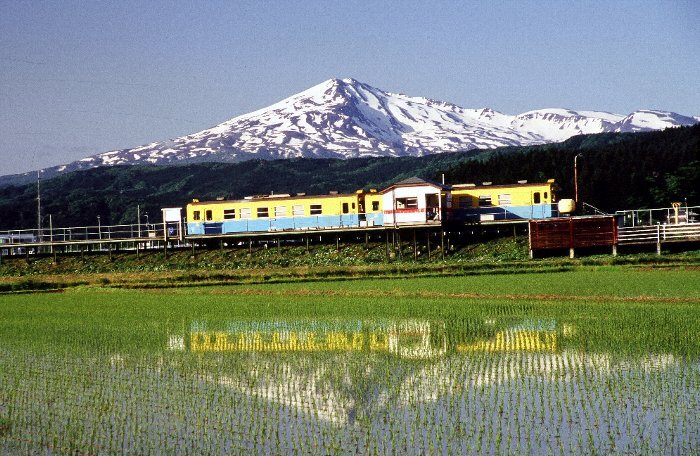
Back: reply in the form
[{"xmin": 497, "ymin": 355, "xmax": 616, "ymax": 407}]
[
  {"xmin": 379, "ymin": 177, "xmax": 449, "ymax": 194},
  {"xmin": 450, "ymin": 179, "xmax": 555, "ymax": 191},
  {"xmin": 188, "ymin": 191, "xmax": 361, "ymax": 206},
  {"xmin": 187, "ymin": 178, "xmax": 555, "ymax": 205}
]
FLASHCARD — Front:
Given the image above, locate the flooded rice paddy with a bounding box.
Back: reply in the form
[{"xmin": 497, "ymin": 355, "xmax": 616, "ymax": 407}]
[{"xmin": 1, "ymin": 281, "xmax": 699, "ymax": 454}]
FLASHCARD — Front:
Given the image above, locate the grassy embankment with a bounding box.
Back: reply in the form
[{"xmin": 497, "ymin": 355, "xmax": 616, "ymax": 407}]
[{"xmin": 1, "ymin": 236, "xmax": 699, "ymax": 291}]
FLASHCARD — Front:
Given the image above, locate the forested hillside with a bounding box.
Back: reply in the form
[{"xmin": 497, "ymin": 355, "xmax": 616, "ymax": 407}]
[
  {"xmin": 0, "ymin": 125, "xmax": 697, "ymax": 230},
  {"xmin": 443, "ymin": 124, "xmax": 699, "ymax": 211}
]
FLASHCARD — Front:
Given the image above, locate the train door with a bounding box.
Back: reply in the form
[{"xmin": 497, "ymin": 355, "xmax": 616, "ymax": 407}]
[
  {"xmin": 357, "ymin": 193, "xmax": 366, "ymax": 222},
  {"xmin": 425, "ymin": 193, "xmax": 440, "ymax": 221}
]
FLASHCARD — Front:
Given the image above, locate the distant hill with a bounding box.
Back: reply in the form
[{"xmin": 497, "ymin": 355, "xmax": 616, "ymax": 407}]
[{"xmin": 0, "ymin": 126, "xmax": 697, "ymax": 230}]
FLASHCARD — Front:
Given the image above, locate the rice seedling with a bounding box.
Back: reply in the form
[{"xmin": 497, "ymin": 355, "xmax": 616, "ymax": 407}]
[{"xmin": 0, "ymin": 270, "xmax": 699, "ymax": 453}]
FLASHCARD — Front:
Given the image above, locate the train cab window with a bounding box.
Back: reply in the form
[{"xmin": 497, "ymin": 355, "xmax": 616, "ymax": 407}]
[
  {"xmin": 372, "ymin": 201, "xmax": 380, "ymax": 211},
  {"xmin": 193, "ymin": 211, "xmax": 201, "ymax": 221},
  {"xmin": 498, "ymin": 194, "xmax": 512, "ymax": 206},
  {"xmin": 478, "ymin": 195, "xmax": 492, "ymax": 207},
  {"xmin": 240, "ymin": 208, "xmax": 251, "ymax": 219},
  {"xmin": 205, "ymin": 210, "xmax": 213, "ymax": 221},
  {"xmin": 352, "ymin": 203, "xmax": 356, "ymax": 209},
  {"xmin": 292, "ymin": 205, "xmax": 304, "ymax": 216},
  {"xmin": 274, "ymin": 206, "xmax": 287, "ymax": 217},
  {"xmin": 533, "ymin": 192, "xmax": 541, "ymax": 204},
  {"xmin": 544, "ymin": 192, "xmax": 548, "ymax": 200},
  {"xmin": 223, "ymin": 209, "xmax": 236, "ymax": 220},
  {"xmin": 257, "ymin": 207, "xmax": 269, "ymax": 218},
  {"xmin": 310, "ymin": 204, "xmax": 323, "ymax": 215},
  {"xmin": 342, "ymin": 202, "xmax": 349, "ymax": 214}
]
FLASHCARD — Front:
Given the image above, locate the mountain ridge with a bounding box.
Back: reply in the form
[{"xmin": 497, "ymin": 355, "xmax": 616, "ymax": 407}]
[{"xmin": 2, "ymin": 78, "xmax": 697, "ymax": 186}]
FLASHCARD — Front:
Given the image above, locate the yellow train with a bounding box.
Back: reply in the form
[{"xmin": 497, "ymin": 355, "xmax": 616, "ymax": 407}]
[
  {"xmin": 447, "ymin": 180, "xmax": 556, "ymax": 222},
  {"xmin": 185, "ymin": 177, "xmax": 556, "ymax": 235}
]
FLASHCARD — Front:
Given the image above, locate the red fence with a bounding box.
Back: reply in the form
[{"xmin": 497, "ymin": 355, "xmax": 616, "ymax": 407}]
[{"xmin": 529, "ymin": 216, "xmax": 617, "ymax": 251}]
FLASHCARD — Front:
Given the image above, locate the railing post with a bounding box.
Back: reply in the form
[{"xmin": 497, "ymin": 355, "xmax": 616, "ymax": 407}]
[
  {"xmin": 413, "ymin": 229, "xmax": 417, "ymax": 260},
  {"xmin": 656, "ymin": 224, "xmax": 661, "ymax": 256},
  {"xmin": 440, "ymin": 229, "xmax": 445, "ymax": 260},
  {"xmin": 385, "ymin": 230, "xmax": 390, "ymax": 260}
]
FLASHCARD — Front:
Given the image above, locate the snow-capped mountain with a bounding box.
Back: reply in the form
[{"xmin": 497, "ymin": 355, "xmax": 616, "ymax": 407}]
[{"xmin": 7, "ymin": 78, "xmax": 700, "ymax": 182}]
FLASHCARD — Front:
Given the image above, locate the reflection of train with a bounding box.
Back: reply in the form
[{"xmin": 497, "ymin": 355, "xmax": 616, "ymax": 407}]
[
  {"xmin": 172, "ymin": 319, "xmax": 447, "ymax": 360},
  {"xmin": 169, "ymin": 318, "xmax": 559, "ymax": 359},
  {"xmin": 184, "ymin": 177, "xmax": 557, "ymax": 236}
]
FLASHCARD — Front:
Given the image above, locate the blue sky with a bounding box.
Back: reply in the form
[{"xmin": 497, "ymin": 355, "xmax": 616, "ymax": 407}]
[{"xmin": 1, "ymin": 1, "xmax": 698, "ymax": 174}]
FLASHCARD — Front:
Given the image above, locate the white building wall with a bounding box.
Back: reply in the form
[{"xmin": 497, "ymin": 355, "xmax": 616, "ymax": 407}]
[{"xmin": 382, "ymin": 185, "xmax": 442, "ymax": 225}]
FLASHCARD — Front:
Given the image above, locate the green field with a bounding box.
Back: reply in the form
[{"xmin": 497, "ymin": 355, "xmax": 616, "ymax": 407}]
[{"xmin": 1, "ymin": 267, "xmax": 699, "ymax": 454}]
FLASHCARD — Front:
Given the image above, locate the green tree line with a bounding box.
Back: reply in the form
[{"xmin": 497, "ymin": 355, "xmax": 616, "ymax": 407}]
[{"xmin": 0, "ymin": 125, "xmax": 697, "ymax": 230}]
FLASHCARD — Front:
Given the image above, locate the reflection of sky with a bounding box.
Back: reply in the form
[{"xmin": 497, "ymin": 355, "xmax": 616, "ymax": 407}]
[{"xmin": 194, "ymin": 350, "xmax": 686, "ymax": 432}]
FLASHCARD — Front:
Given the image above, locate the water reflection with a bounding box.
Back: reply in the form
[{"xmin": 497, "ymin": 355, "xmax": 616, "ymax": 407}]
[
  {"xmin": 170, "ymin": 318, "xmax": 560, "ymax": 359},
  {"xmin": 3, "ymin": 314, "xmax": 698, "ymax": 454},
  {"xmin": 158, "ymin": 318, "xmax": 699, "ymax": 454}
]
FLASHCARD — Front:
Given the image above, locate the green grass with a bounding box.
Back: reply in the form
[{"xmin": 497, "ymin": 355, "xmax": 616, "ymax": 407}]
[
  {"xmin": 2, "ymin": 237, "xmax": 699, "ymax": 281},
  {"xmin": 1, "ymin": 268, "xmax": 699, "ymax": 354},
  {"xmin": 221, "ymin": 267, "xmax": 700, "ymax": 299}
]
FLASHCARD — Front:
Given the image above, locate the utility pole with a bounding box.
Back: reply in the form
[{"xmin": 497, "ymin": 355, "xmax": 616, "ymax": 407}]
[
  {"xmin": 137, "ymin": 204, "xmax": 141, "ymax": 238},
  {"xmin": 574, "ymin": 153, "xmax": 583, "ymax": 205},
  {"xmin": 36, "ymin": 170, "xmax": 42, "ymax": 241}
]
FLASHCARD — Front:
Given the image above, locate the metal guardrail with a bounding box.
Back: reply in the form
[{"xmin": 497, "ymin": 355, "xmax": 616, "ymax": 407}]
[
  {"xmin": 616, "ymin": 205, "xmax": 700, "ymax": 227},
  {"xmin": 581, "ymin": 202, "xmax": 608, "ymax": 216},
  {"xmin": 618, "ymin": 223, "xmax": 700, "ymax": 245},
  {"xmin": 0, "ymin": 223, "xmax": 162, "ymax": 245}
]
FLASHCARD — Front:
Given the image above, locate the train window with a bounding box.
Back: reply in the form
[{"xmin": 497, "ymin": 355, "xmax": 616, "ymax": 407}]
[
  {"xmin": 274, "ymin": 206, "xmax": 287, "ymax": 217},
  {"xmin": 396, "ymin": 197, "xmax": 418, "ymax": 209},
  {"xmin": 223, "ymin": 209, "xmax": 236, "ymax": 220},
  {"xmin": 544, "ymin": 192, "xmax": 548, "ymax": 200},
  {"xmin": 458, "ymin": 198, "xmax": 471, "ymax": 209},
  {"xmin": 372, "ymin": 201, "xmax": 380, "ymax": 211},
  {"xmin": 257, "ymin": 207, "xmax": 269, "ymax": 218},
  {"xmin": 533, "ymin": 192, "xmax": 541, "ymax": 204},
  {"xmin": 342, "ymin": 202, "xmax": 349, "ymax": 214},
  {"xmin": 205, "ymin": 210, "xmax": 213, "ymax": 221},
  {"xmin": 240, "ymin": 208, "xmax": 251, "ymax": 219},
  {"xmin": 310, "ymin": 204, "xmax": 322, "ymax": 215},
  {"xmin": 193, "ymin": 211, "xmax": 201, "ymax": 221},
  {"xmin": 498, "ymin": 194, "xmax": 512, "ymax": 205},
  {"xmin": 292, "ymin": 205, "xmax": 304, "ymax": 216},
  {"xmin": 478, "ymin": 195, "xmax": 492, "ymax": 207},
  {"xmin": 352, "ymin": 203, "xmax": 356, "ymax": 209}
]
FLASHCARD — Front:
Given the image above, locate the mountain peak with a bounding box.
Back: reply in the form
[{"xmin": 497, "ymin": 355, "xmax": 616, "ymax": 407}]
[{"xmin": 5, "ymin": 79, "xmax": 698, "ymax": 182}]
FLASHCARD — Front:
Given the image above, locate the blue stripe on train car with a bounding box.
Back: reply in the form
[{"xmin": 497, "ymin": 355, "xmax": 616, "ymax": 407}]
[
  {"xmin": 217, "ymin": 215, "xmax": 362, "ymax": 233},
  {"xmin": 450, "ymin": 204, "xmax": 555, "ymax": 221},
  {"xmin": 365, "ymin": 213, "xmax": 384, "ymax": 226},
  {"xmin": 187, "ymin": 222, "xmax": 205, "ymax": 235},
  {"xmin": 204, "ymin": 222, "xmax": 224, "ymax": 234},
  {"xmin": 505, "ymin": 204, "xmax": 554, "ymax": 219}
]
